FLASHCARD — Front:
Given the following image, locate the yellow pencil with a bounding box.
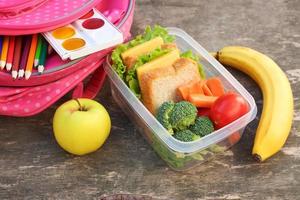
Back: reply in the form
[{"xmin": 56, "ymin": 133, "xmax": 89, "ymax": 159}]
[
  {"xmin": 0, "ymin": 36, "xmax": 9, "ymax": 69},
  {"xmin": 25, "ymin": 34, "xmax": 38, "ymax": 80}
]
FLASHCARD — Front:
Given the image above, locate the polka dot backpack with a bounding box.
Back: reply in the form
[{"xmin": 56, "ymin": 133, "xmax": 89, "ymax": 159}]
[{"xmin": 0, "ymin": 0, "xmax": 135, "ymax": 116}]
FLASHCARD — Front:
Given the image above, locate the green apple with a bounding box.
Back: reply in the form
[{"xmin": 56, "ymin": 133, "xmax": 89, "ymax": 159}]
[{"xmin": 53, "ymin": 98, "xmax": 111, "ymax": 155}]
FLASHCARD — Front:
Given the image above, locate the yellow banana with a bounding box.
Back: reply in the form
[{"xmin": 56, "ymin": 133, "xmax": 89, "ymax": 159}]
[{"xmin": 215, "ymin": 46, "xmax": 294, "ymax": 161}]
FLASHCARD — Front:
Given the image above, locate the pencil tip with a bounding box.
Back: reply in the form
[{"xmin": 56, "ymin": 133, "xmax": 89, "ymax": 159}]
[
  {"xmin": 0, "ymin": 61, "xmax": 5, "ymax": 69},
  {"xmin": 18, "ymin": 70, "xmax": 24, "ymax": 78},
  {"xmin": 38, "ymin": 65, "xmax": 44, "ymax": 73},
  {"xmin": 25, "ymin": 71, "xmax": 31, "ymax": 80},
  {"xmin": 34, "ymin": 59, "xmax": 39, "ymax": 67},
  {"xmin": 6, "ymin": 63, "xmax": 12, "ymax": 71},
  {"xmin": 12, "ymin": 71, "xmax": 18, "ymax": 79},
  {"xmin": 11, "ymin": 70, "xmax": 18, "ymax": 79}
]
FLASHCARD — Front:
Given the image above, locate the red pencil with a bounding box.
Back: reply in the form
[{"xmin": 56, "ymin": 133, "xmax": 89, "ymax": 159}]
[
  {"xmin": 6, "ymin": 36, "xmax": 15, "ymax": 71},
  {"xmin": 11, "ymin": 37, "xmax": 22, "ymax": 79}
]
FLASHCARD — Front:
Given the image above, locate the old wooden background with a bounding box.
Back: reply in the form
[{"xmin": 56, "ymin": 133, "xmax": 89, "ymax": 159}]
[{"xmin": 0, "ymin": 0, "xmax": 299, "ymax": 199}]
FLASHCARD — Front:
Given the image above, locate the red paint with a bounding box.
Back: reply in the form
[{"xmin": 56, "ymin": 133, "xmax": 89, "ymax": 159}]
[
  {"xmin": 79, "ymin": 10, "xmax": 94, "ymax": 19},
  {"xmin": 82, "ymin": 18, "xmax": 105, "ymax": 30}
]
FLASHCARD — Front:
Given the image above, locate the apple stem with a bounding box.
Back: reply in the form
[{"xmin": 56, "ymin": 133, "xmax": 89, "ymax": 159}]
[{"xmin": 74, "ymin": 99, "xmax": 86, "ymax": 111}]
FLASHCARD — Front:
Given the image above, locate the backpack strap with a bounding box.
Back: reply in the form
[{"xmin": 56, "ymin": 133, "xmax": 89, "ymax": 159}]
[
  {"xmin": 82, "ymin": 63, "xmax": 106, "ymax": 99},
  {"xmin": 72, "ymin": 58, "xmax": 106, "ymax": 99}
]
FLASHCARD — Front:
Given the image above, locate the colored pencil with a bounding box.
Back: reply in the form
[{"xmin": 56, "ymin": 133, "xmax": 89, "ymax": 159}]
[
  {"xmin": 11, "ymin": 37, "xmax": 22, "ymax": 79},
  {"xmin": 38, "ymin": 39, "xmax": 47, "ymax": 74},
  {"xmin": 47, "ymin": 44, "xmax": 53, "ymax": 55},
  {"xmin": 34, "ymin": 35, "xmax": 42, "ymax": 67},
  {"xmin": 25, "ymin": 34, "xmax": 38, "ymax": 80},
  {"xmin": 6, "ymin": 36, "xmax": 16, "ymax": 71},
  {"xmin": 0, "ymin": 36, "xmax": 9, "ymax": 69},
  {"xmin": 0, "ymin": 37, "xmax": 3, "ymax": 57},
  {"xmin": 18, "ymin": 36, "xmax": 31, "ymax": 78}
]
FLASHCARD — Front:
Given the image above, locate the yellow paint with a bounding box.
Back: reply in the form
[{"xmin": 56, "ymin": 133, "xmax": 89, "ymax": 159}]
[
  {"xmin": 62, "ymin": 38, "xmax": 86, "ymax": 51},
  {"xmin": 52, "ymin": 26, "xmax": 75, "ymax": 39}
]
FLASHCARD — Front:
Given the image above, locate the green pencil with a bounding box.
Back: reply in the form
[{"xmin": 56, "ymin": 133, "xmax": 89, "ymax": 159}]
[
  {"xmin": 34, "ymin": 35, "xmax": 42, "ymax": 67},
  {"xmin": 38, "ymin": 39, "xmax": 47, "ymax": 74}
]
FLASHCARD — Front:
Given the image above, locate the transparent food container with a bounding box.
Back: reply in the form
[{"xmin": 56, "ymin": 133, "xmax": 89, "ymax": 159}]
[{"xmin": 104, "ymin": 27, "xmax": 257, "ymax": 171}]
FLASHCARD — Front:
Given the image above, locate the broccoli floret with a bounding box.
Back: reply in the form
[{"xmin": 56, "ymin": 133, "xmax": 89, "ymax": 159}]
[
  {"xmin": 156, "ymin": 101, "xmax": 175, "ymax": 134},
  {"xmin": 173, "ymin": 130, "xmax": 200, "ymax": 142},
  {"xmin": 189, "ymin": 116, "xmax": 214, "ymax": 137},
  {"xmin": 169, "ymin": 101, "xmax": 197, "ymax": 131}
]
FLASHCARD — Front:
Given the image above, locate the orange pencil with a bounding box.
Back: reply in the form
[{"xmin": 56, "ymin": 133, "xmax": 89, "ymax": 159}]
[
  {"xmin": 25, "ymin": 34, "xmax": 38, "ymax": 80},
  {"xmin": 0, "ymin": 36, "xmax": 9, "ymax": 69},
  {"xmin": 6, "ymin": 36, "xmax": 15, "ymax": 71}
]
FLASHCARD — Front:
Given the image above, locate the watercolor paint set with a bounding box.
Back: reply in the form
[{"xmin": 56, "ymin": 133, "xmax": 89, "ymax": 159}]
[
  {"xmin": 43, "ymin": 8, "xmax": 123, "ymax": 60},
  {"xmin": 0, "ymin": 8, "xmax": 125, "ymax": 80}
]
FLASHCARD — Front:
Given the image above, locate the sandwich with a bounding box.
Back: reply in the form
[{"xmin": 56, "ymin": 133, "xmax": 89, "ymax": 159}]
[{"xmin": 111, "ymin": 25, "xmax": 205, "ymax": 114}]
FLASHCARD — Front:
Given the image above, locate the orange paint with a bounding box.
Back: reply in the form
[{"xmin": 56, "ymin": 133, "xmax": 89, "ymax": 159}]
[
  {"xmin": 62, "ymin": 38, "xmax": 86, "ymax": 50},
  {"xmin": 52, "ymin": 26, "xmax": 75, "ymax": 39}
]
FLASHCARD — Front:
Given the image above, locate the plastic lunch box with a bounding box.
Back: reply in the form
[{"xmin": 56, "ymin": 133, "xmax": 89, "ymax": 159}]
[{"xmin": 104, "ymin": 27, "xmax": 258, "ymax": 171}]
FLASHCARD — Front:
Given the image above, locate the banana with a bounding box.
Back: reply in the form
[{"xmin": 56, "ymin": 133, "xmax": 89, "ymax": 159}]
[{"xmin": 215, "ymin": 46, "xmax": 294, "ymax": 161}]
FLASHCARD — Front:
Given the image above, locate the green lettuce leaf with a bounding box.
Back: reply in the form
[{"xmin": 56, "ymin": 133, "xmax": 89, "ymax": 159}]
[
  {"xmin": 180, "ymin": 50, "xmax": 206, "ymax": 79},
  {"xmin": 143, "ymin": 25, "xmax": 175, "ymax": 43}
]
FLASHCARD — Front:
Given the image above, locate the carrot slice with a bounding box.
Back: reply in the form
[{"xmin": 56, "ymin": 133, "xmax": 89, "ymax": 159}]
[
  {"xmin": 189, "ymin": 81, "xmax": 203, "ymax": 95},
  {"xmin": 206, "ymin": 77, "xmax": 225, "ymax": 96},
  {"xmin": 188, "ymin": 94, "xmax": 218, "ymax": 108},
  {"xmin": 202, "ymin": 83, "xmax": 213, "ymax": 96},
  {"xmin": 178, "ymin": 80, "xmax": 203, "ymax": 100},
  {"xmin": 178, "ymin": 85, "xmax": 190, "ymax": 100}
]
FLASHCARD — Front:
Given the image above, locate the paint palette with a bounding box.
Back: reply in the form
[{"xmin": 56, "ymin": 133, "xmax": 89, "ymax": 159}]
[{"xmin": 43, "ymin": 8, "xmax": 123, "ymax": 60}]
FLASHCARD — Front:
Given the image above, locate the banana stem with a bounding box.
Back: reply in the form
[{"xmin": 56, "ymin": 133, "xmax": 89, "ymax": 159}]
[
  {"xmin": 253, "ymin": 154, "xmax": 262, "ymax": 162},
  {"xmin": 210, "ymin": 52, "xmax": 218, "ymax": 59}
]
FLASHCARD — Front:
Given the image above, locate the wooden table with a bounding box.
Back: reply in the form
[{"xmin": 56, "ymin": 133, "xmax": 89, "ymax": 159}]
[{"xmin": 1, "ymin": 0, "xmax": 299, "ymax": 199}]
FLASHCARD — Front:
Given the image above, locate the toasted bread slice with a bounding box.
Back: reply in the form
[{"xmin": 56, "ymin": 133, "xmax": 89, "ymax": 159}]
[{"xmin": 139, "ymin": 57, "xmax": 201, "ymax": 114}]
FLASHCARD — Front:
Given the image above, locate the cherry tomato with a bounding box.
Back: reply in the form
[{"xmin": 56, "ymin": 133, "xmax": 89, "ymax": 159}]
[
  {"xmin": 197, "ymin": 108, "xmax": 211, "ymax": 117},
  {"xmin": 228, "ymin": 132, "xmax": 241, "ymax": 145},
  {"xmin": 210, "ymin": 92, "xmax": 249, "ymax": 129}
]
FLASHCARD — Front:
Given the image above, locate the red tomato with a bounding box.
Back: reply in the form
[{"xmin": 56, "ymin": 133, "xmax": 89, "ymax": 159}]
[
  {"xmin": 228, "ymin": 132, "xmax": 241, "ymax": 145},
  {"xmin": 197, "ymin": 108, "xmax": 211, "ymax": 117},
  {"xmin": 210, "ymin": 92, "xmax": 249, "ymax": 129}
]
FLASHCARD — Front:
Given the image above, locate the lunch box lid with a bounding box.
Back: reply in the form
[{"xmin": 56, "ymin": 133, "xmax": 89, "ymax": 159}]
[{"xmin": 0, "ymin": 0, "xmax": 103, "ymax": 35}]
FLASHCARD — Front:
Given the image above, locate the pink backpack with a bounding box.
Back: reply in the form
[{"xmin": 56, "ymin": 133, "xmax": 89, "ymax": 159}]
[{"xmin": 0, "ymin": 0, "xmax": 135, "ymax": 116}]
